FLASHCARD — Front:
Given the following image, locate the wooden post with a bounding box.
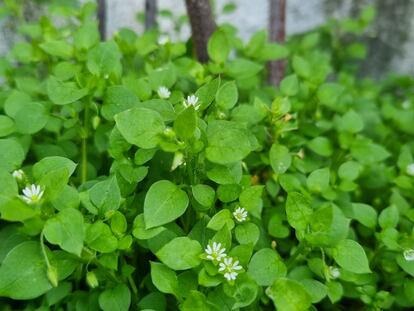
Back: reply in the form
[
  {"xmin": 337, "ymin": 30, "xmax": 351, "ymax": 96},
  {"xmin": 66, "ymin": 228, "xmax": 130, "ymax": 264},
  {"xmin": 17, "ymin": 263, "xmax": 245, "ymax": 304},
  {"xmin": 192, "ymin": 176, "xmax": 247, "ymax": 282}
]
[
  {"xmin": 145, "ymin": 0, "xmax": 158, "ymax": 30},
  {"xmin": 185, "ymin": 0, "xmax": 216, "ymax": 62},
  {"xmin": 268, "ymin": 0, "xmax": 286, "ymax": 86},
  {"xmin": 97, "ymin": 0, "xmax": 106, "ymax": 40}
]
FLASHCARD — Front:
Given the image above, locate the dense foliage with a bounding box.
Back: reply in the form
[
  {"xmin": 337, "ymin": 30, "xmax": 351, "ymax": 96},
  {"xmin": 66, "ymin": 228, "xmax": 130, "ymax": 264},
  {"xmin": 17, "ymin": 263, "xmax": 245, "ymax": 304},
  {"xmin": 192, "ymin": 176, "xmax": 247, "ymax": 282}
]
[{"xmin": 1, "ymin": 2, "xmax": 414, "ymax": 310}]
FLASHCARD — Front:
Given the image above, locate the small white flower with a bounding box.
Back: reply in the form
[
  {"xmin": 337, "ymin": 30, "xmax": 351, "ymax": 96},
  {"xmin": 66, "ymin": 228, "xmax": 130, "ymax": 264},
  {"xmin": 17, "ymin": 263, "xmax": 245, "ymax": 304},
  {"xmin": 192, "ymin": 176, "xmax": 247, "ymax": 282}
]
[
  {"xmin": 403, "ymin": 249, "xmax": 414, "ymax": 261},
  {"xmin": 12, "ymin": 169, "xmax": 25, "ymax": 181},
  {"xmin": 205, "ymin": 242, "xmax": 227, "ymax": 262},
  {"xmin": 406, "ymin": 163, "xmax": 414, "ymax": 176},
  {"xmin": 328, "ymin": 266, "xmax": 340, "ymax": 279},
  {"xmin": 21, "ymin": 184, "xmax": 44, "ymax": 205},
  {"xmin": 233, "ymin": 207, "xmax": 248, "ymax": 222},
  {"xmin": 184, "ymin": 95, "xmax": 200, "ymax": 110},
  {"xmin": 158, "ymin": 35, "xmax": 170, "ymax": 45},
  {"xmin": 218, "ymin": 257, "xmax": 242, "ymax": 281},
  {"xmin": 157, "ymin": 86, "xmax": 171, "ymax": 99},
  {"xmin": 402, "ymin": 100, "xmax": 411, "ymax": 109}
]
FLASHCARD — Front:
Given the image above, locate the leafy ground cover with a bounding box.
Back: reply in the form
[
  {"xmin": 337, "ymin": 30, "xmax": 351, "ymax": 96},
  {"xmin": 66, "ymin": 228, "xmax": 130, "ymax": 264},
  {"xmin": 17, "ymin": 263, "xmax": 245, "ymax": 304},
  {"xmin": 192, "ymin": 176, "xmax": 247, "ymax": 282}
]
[{"xmin": 0, "ymin": 2, "xmax": 414, "ymax": 310}]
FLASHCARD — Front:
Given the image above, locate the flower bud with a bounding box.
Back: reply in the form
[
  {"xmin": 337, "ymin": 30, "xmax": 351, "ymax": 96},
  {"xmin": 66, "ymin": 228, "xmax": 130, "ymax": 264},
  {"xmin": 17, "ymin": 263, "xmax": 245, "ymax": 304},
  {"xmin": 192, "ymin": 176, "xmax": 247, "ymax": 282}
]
[
  {"xmin": 86, "ymin": 271, "xmax": 99, "ymax": 288},
  {"xmin": 403, "ymin": 249, "xmax": 414, "ymax": 261},
  {"xmin": 47, "ymin": 265, "xmax": 59, "ymax": 287},
  {"xmin": 92, "ymin": 116, "xmax": 101, "ymax": 129}
]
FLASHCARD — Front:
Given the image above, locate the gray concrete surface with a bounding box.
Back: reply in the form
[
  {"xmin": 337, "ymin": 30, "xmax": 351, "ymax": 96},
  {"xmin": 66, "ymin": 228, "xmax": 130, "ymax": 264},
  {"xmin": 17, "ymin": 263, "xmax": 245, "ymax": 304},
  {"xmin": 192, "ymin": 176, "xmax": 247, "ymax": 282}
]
[{"xmin": 1, "ymin": 0, "xmax": 414, "ymax": 76}]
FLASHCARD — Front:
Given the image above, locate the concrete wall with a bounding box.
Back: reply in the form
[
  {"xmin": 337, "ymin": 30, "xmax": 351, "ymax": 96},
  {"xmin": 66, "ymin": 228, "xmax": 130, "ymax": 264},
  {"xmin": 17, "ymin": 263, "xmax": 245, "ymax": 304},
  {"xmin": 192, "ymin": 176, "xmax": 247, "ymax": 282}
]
[{"xmin": 1, "ymin": 0, "xmax": 414, "ymax": 76}]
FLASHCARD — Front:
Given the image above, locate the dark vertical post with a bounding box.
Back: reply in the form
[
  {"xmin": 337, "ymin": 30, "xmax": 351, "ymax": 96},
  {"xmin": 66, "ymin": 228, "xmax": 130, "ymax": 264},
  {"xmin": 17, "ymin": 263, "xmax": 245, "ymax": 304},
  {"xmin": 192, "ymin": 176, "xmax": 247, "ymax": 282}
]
[
  {"xmin": 97, "ymin": 0, "xmax": 106, "ymax": 40},
  {"xmin": 268, "ymin": 0, "xmax": 286, "ymax": 86},
  {"xmin": 185, "ymin": 0, "xmax": 216, "ymax": 62},
  {"xmin": 145, "ymin": 0, "xmax": 158, "ymax": 30}
]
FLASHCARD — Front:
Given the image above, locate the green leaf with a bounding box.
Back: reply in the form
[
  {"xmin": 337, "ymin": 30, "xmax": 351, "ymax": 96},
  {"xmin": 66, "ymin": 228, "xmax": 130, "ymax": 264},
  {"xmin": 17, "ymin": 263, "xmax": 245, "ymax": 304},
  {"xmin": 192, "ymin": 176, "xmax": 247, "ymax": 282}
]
[
  {"xmin": 43, "ymin": 208, "xmax": 85, "ymax": 256},
  {"xmin": 33, "ymin": 157, "xmax": 77, "ymax": 201},
  {"xmin": 239, "ymin": 186, "xmax": 264, "ymax": 219},
  {"xmin": 280, "ymin": 74, "xmax": 299, "ymax": 96},
  {"xmin": 285, "ymin": 192, "xmax": 313, "ymax": 232},
  {"xmin": 0, "ymin": 196, "xmax": 38, "ymax": 221},
  {"xmin": 226, "ymin": 58, "xmax": 263, "ymax": 79},
  {"xmin": 337, "ymin": 110, "xmax": 364, "ymax": 133},
  {"xmin": 207, "ymin": 30, "xmax": 230, "ymax": 63},
  {"xmin": 174, "ymin": 106, "xmax": 197, "ymax": 140},
  {"xmin": 292, "ymin": 55, "xmax": 311, "ymax": 78},
  {"xmin": 207, "ymin": 209, "xmax": 234, "ymax": 231},
  {"xmin": 351, "ymin": 203, "xmax": 377, "ymax": 229},
  {"xmin": 102, "ymin": 85, "xmax": 139, "ymax": 120},
  {"xmin": 235, "ymin": 223, "xmax": 260, "ymax": 246},
  {"xmin": 306, "ymin": 168, "xmax": 330, "ymax": 193},
  {"xmin": 180, "ymin": 290, "xmax": 211, "ymax": 311},
  {"xmin": 85, "ymin": 221, "xmax": 118, "ymax": 253},
  {"xmin": 300, "ymin": 279, "xmax": 327, "ymax": 303},
  {"xmin": 0, "ymin": 139, "xmax": 25, "ymax": 171},
  {"xmin": 223, "ymin": 274, "xmax": 258, "ymax": 308},
  {"xmin": 248, "ymin": 248, "xmax": 286, "ymax": 286},
  {"xmin": 307, "ymin": 137, "xmax": 333, "ymax": 157},
  {"xmin": 144, "ymin": 180, "xmax": 189, "ymax": 229},
  {"xmin": 333, "ymin": 239, "xmax": 371, "ymax": 273},
  {"xmin": 14, "ymin": 102, "xmax": 48, "ymax": 134},
  {"xmin": 148, "ymin": 65, "xmax": 176, "ymax": 89},
  {"xmin": 0, "ymin": 169, "xmax": 17, "ymax": 197},
  {"xmin": 74, "ymin": 21, "xmax": 100, "ymax": 50},
  {"xmin": 216, "ymin": 81, "xmax": 238, "ymax": 110},
  {"xmin": 39, "ymin": 40, "xmax": 73, "ymax": 58},
  {"xmin": 396, "ymin": 254, "xmax": 414, "ymax": 277},
  {"xmin": 266, "ymin": 278, "xmax": 312, "ymax": 311},
  {"xmin": 99, "ymin": 284, "xmax": 131, "ymax": 311},
  {"xmin": 150, "ymin": 262, "xmax": 178, "ymax": 295},
  {"xmin": 338, "ymin": 161, "xmax": 361, "ymax": 181},
  {"xmin": 47, "ymin": 76, "xmax": 88, "ymax": 105},
  {"xmin": 51, "ymin": 185, "xmax": 80, "ymax": 211},
  {"xmin": 33, "ymin": 156, "xmax": 76, "ymax": 178},
  {"xmin": 206, "ymin": 162, "xmax": 242, "ymax": 185},
  {"xmin": 307, "ymin": 205, "xmax": 349, "ymax": 247},
  {"xmin": 195, "ymin": 78, "xmax": 220, "ymax": 110},
  {"xmin": 217, "ymin": 184, "xmax": 241, "ymax": 203},
  {"xmin": 132, "ymin": 214, "xmax": 165, "ymax": 240},
  {"xmin": 110, "ymin": 211, "xmax": 127, "ymax": 236},
  {"xmin": 0, "ymin": 115, "xmax": 15, "ymax": 137},
  {"xmin": 87, "ymin": 41, "xmax": 122, "ymax": 76},
  {"xmin": 269, "ymin": 144, "xmax": 291, "ymax": 174},
  {"xmin": 4, "ymin": 90, "xmax": 31, "ymax": 118},
  {"xmin": 115, "ymin": 107, "xmax": 165, "ymax": 149},
  {"xmin": 156, "ymin": 237, "xmax": 202, "ymax": 270},
  {"xmin": 317, "ymin": 83, "xmax": 345, "ymax": 107},
  {"xmin": 351, "ymin": 139, "xmax": 390, "ymax": 164},
  {"xmin": 89, "ymin": 176, "xmax": 121, "ymax": 215},
  {"xmin": 378, "ymin": 205, "xmax": 399, "ymax": 229},
  {"xmin": 0, "ymin": 241, "xmax": 52, "ymax": 299},
  {"xmin": 206, "ymin": 120, "xmax": 252, "ymax": 165},
  {"xmin": 192, "ymin": 184, "xmax": 215, "ymax": 208}
]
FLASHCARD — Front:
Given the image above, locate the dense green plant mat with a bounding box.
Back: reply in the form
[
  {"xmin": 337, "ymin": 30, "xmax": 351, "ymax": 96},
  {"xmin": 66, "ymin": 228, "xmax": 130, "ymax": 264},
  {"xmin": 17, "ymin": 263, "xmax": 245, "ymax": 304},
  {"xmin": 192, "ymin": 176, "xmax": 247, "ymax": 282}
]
[{"xmin": 0, "ymin": 2, "xmax": 414, "ymax": 310}]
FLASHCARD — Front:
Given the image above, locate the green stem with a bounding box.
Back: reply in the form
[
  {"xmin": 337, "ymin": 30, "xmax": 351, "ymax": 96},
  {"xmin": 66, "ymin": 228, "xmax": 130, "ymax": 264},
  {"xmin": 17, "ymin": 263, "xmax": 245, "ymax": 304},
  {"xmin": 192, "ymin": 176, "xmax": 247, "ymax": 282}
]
[
  {"xmin": 81, "ymin": 104, "xmax": 89, "ymax": 184},
  {"xmin": 286, "ymin": 243, "xmax": 305, "ymax": 269},
  {"xmin": 128, "ymin": 275, "xmax": 139, "ymax": 300},
  {"xmin": 40, "ymin": 231, "xmax": 51, "ymax": 268}
]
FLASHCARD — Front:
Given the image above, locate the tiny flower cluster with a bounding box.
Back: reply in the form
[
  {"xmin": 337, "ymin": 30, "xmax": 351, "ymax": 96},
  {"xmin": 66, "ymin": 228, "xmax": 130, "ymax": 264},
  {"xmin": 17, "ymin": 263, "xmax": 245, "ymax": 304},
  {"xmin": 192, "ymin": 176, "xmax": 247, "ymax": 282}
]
[
  {"xmin": 12, "ymin": 169, "xmax": 44, "ymax": 205},
  {"xmin": 233, "ymin": 207, "xmax": 248, "ymax": 222},
  {"xmin": 184, "ymin": 95, "xmax": 200, "ymax": 110},
  {"xmin": 21, "ymin": 184, "xmax": 44, "ymax": 204},
  {"xmin": 157, "ymin": 86, "xmax": 171, "ymax": 99},
  {"xmin": 204, "ymin": 242, "xmax": 242, "ymax": 282}
]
